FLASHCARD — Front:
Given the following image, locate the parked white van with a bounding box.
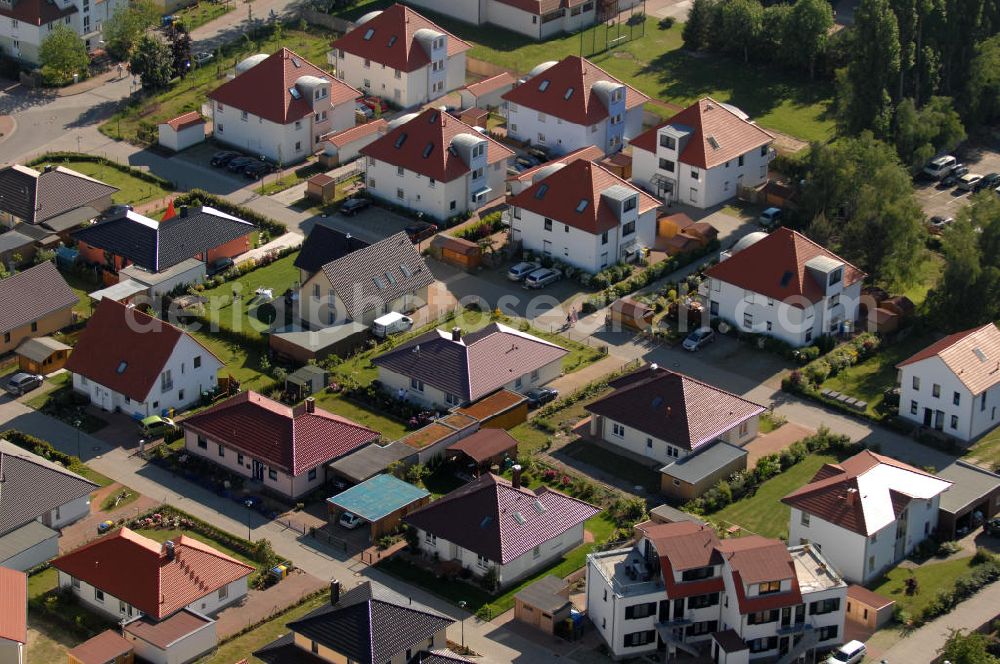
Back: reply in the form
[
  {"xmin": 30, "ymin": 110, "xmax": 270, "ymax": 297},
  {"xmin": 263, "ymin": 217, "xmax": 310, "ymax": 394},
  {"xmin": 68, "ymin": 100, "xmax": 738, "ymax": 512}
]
[
  {"xmin": 924, "ymin": 155, "xmax": 957, "ymax": 179},
  {"xmin": 372, "ymin": 312, "xmax": 413, "ymax": 338}
]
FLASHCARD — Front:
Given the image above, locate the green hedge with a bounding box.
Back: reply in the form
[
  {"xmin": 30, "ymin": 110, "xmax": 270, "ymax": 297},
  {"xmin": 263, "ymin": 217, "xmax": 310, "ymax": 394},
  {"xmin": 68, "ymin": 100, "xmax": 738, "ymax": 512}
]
[
  {"xmin": 27, "ymin": 152, "xmax": 176, "ymax": 189},
  {"xmin": 174, "ymin": 189, "xmax": 286, "ymax": 238},
  {"xmin": 1, "ymin": 429, "xmax": 86, "ymax": 473},
  {"xmin": 916, "ymin": 551, "xmax": 1000, "ymax": 626}
]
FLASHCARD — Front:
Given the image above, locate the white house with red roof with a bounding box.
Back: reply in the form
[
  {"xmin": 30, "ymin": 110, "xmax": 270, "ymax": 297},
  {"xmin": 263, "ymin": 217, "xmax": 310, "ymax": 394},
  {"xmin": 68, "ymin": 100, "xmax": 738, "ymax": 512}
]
[
  {"xmin": 507, "ymin": 158, "xmax": 658, "ymax": 272},
  {"xmin": 587, "ymin": 521, "xmax": 846, "ymax": 661},
  {"xmin": 895, "ymin": 323, "xmax": 1000, "ymax": 442},
  {"xmin": 330, "ymin": 4, "xmax": 470, "ymax": 108},
  {"xmin": 630, "ymin": 98, "xmax": 775, "ymax": 208},
  {"xmin": 208, "ymin": 48, "xmax": 359, "ymax": 164},
  {"xmin": 406, "ymin": 0, "xmax": 602, "ymax": 40},
  {"xmin": 361, "ymin": 107, "xmax": 513, "ymax": 220},
  {"xmin": 180, "ymin": 392, "xmax": 380, "ymax": 499},
  {"xmin": 783, "ymin": 450, "xmax": 952, "ymax": 584},
  {"xmin": 702, "ymin": 228, "xmax": 866, "ymax": 347},
  {"xmin": 0, "ymin": 0, "xmax": 125, "ymax": 64},
  {"xmin": 65, "ymin": 299, "xmax": 222, "ymax": 416},
  {"xmin": 502, "ymin": 56, "xmax": 648, "ymax": 156}
]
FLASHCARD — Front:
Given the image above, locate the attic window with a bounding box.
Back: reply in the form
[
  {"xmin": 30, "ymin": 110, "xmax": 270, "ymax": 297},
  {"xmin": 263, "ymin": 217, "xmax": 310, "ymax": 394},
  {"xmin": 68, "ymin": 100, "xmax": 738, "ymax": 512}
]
[
  {"xmin": 535, "ymin": 183, "xmax": 549, "ymax": 199},
  {"xmin": 564, "ymin": 87, "xmax": 574, "ymax": 100},
  {"xmin": 538, "ymin": 79, "xmax": 550, "ymax": 92},
  {"xmin": 289, "ymin": 87, "xmax": 301, "ymax": 100},
  {"xmin": 387, "ymin": 35, "xmax": 397, "ymax": 47},
  {"xmin": 513, "ymin": 512, "xmax": 526, "ymax": 525},
  {"xmin": 480, "ymin": 516, "xmax": 493, "ymax": 528},
  {"xmin": 394, "ymin": 133, "xmax": 408, "ymax": 149},
  {"xmin": 575, "ymin": 199, "xmax": 588, "ymax": 213},
  {"xmin": 116, "ymin": 361, "xmax": 128, "ymax": 374},
  {"xmin": 533, "ymin": 499, "xmax": 546, "ymax": 515},
  {"xmin": 384, "ymin": 270, "xmax": 397, "ymax": 285},
  {"xmin": 974, "ymin": 348, "xmax": 988, "ymax": 362},
  {"xmin": 363, "ymin": 28, "xmax": 375, "ymax": 40},
  {"xmin": 373, "ymin": 275, "xmax": 387, "ymax": 290},
  {"xmin": 291, "ymin": 57, "xmax": 301, "ymax": 68},
  {"xmin": 708, "ymin": 135, "xmax": 720, "ymax": 150},
  {"xmin": 780, "ymin": 271, "xmax": 793, "ymax": 287},
  {"xmin": 422, "ymin": 143, "xmax": 434, "ymax": 158},
  {"xmin": 400, "ymin": 264, "xmax": 413, "ymax": 278},
  {"xmin": 430, "ymin": 111, "xmax": 439, "ymax": 123}
]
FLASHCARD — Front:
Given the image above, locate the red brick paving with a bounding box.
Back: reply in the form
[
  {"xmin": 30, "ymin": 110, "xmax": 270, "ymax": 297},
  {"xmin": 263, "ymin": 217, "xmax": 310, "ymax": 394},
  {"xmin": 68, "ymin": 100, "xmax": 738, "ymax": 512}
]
[
  {"xmin": 58, "ymin": 484, "xmax": 161, "ymax": 553},
  {"xmin": 212, "ymin": 570, "xmax": 327, "ymax": 639},
  {"xmin": 745, "ymin": 422, "xmax": 815, "ymax": 468}
]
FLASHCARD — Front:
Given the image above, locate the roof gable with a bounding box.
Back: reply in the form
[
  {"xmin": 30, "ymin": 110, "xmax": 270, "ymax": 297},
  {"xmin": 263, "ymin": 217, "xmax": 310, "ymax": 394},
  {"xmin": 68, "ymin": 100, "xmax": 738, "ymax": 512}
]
[
  {"xmin": 896, "ymin": 324, "xmax": 1000, "ymax": 394},
  {"xmin": 294, "ymin": 224, "xmax": 369, "ymax": 275},
  {"xmin": 0, "ymin": 261, "xmax": 79, "ymax": 334}
]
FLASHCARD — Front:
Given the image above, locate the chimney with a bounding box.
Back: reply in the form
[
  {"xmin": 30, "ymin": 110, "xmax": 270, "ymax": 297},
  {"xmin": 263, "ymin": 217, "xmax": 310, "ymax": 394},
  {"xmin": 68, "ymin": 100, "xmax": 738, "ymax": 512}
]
[
  {"xmin": 845, "ymin": 488, "xmax": 858, "ymax": 506},
  {"xmin": 305, "ymin": 397, "xmax": 315, "ymax": 414},
  {"xmin": 451, "ymin": 327, "xmax": 462, "ymax": 342},
  {"xmin": 43, "ymin": 164, "xmax": 56, "ymax": 173},
  {"xmin": 179, "ymin": 205, "xmax": 189, "ymax": 217},
  {"xmin": 330, "ymin": 579, "xmax": 341, "ymax": 605},
  {"xmin": 512, "ymin": 464, "xmax": 523, "ymax": 489},
  {"xmin": 164, "ymin": 540, "xmax": 175, "ymax": 561}
]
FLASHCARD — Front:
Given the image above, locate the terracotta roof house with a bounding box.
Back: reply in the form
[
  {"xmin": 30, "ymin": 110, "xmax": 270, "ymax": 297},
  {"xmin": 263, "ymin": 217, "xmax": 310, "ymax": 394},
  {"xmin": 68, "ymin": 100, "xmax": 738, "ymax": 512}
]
[
  {"xmin": 0, "ymin": 566, "xmax": 26, "ymax": 663},
  {"xmin": 585, "ymin": 365, "xmax": 764, "ymax": 497},
  {"xmin": 372, "ymin": 322, "xmax": 567, "ymax": 408},
  {"xmin": 181, "ymin": 392, "xmax": 380, "ymax": 499},
  {"xmin": 74, "ymin": 206, "xmax": 255, "ymax": 275},
  {"xmin": 208, "ymin": 48, "xmax": 359, "ymax": 164},
  {"xmin": 782, "ymin": 450, "xmax": 952, "ymax": 584},
  {"xmin": 0, "ymin": 164, "xmax": 117, "ymax": 232},
  {"xmin": 293, "ymin": 223, "xmax": 369, "ymax": 282},
  {"xmin": 360, "ymin": 107, "xmax": 514, "ymax": 221},
  {"xmin": 406, "ymin": 471, "xmax": 597, "ymax": 586},
  {"xmin": 895, "ymin": 323, "xmax": 1000, "ymax": 442},
  {"xmin": 507, "ymin": 145, "xmax": 604, "ymax": 195},
  {"xmin": 407, "ymin": 0, "xmax": 600, "ymax": 39},
  {"xmin": 330, "ymin": 4, "xmax": 470, "ymax": 108},
  {"xmin": 502, "ymin": 56, "xmax": 649, "ymax": 156},
  {"xmin": 299, "ymin": 230, "xmax": 434, "ymax": 328},
  {"xmin": 587, "ymin": 521, "xmax": 847, "ymax": 660},
  {"xmin": 702, "ymin": 227, "xmax": 866, "ymax": 348},
  {"xmin": 320, "ymin": 118, "xmax": 389, "ymax": 167},
  {"xmin": 507, "ymin": 158, "xmax": 659, "ymax": 273},
  {"xmin": 65, "ymin": 298, "xmax": 223, "ymax": 417},
  {"xmin": 67, "ymin": 630, "xmax": 134, "ymax": 664},
  {"xmin": 0, "ymin": 261, "xmax": 79, "ymax": 356},
  {"xmin": 630, "ymin": 98, "xmax": 775, "ymax": 209},
  {"xmin": 255, "ymin": 581, "xmax": 453, "ymax": 664},
  {"xmin": 460, "ymin": 72, "xmax": 516, "ymax": 110}
]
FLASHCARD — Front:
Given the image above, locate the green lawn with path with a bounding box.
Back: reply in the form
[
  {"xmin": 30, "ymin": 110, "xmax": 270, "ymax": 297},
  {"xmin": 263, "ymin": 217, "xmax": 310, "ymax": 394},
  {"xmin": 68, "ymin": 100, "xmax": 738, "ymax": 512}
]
[
  {"xmin": 35, "ymin": 159, "xmax": 174, "ymax": 206},
  {"xmin": 712, "ymin": 454, "xmax": 837, "ymax": 539},
  {"xmin": 174, "ymin": 1, "xmax": 233, "ymax": 31},
  {"xmin": 871, "ymin": 555, "xmax": 978, "ymax": 618},
  {"xmin": 196, "ymin": 252, "xmax": 301, "ymax": 339},
  {"xmin": 967, "ymin": 427, "xmax": 1000, "ymax": 470}
]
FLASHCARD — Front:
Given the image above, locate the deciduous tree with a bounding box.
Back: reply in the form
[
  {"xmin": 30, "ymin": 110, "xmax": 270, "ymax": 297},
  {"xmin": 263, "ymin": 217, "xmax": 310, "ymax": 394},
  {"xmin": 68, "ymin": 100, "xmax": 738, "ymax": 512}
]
[
  {"xmin": 129, "ymin": 35, "xmax": 173, "ymax": 90},
  {"xmin": 39, "ymin": 24, "xmax": 88, "ymax": 85}
]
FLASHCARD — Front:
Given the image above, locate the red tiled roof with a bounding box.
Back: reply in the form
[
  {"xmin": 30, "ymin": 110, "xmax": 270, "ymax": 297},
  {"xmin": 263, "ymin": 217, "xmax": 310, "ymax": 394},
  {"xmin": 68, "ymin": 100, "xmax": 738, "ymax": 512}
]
[
  {"xmin": 465, "ymin": 72, "xmax": 516, "ymax": 98},
  {"xmin": 629, "ymin": 98, "xmax": 774, "ymax": 169},
  {"xmin": 501, "ymin": 56, "xmax": 648, "ymax": 125},
  {"xmin": 508, "ymin": 159, "xmax": 660, "ymax": 235},
  {"xmin": 163, "ymin": 111, "xmax": 205, "ymax": 132},
  {"xmin": 208, "ymin": 48, "xmax": 358, "ymax": 125},
  {"xmin": 181, "ymin": 392, "xmax": 379, "ymax": 475},
  {"xmin": 52, "ymin": 528, "xmax": 253, "ymax": 620},
  {"xmin": 705, "ymin": 228, "xmax": 866, "ymax": 307},
  {"xmin": 846, "ymin": 584, "xmax": 894, "ymax": 610},
  {"xmin": 0, "ymin": 567, "xmax": 26, "ymax": 645},
  {"xmin": 446, "ymin": 429, "xmax": 518, "ymax": 464},
  {"xmin": 64, "ymin": 299, "xmax": 220, "ymax": 403},
  {"xmin": 586, "ymin": 366, "xmax": 765, "ymax": 452},
  {"xmin": 0, "ymin": 0, "xmax": 75, "ymax": 26},
  {"xmin": 642, "ymin": 522, "xmax": 727, "ymax": 598},
  {"xmin": 67, "ymin": 630, "xmax": 133, "ymax": 664},
  {"xmin": 124, "ymin": 610, "xmax": 212, "ymax": 649},
  {"xmin": 331, "ymin": 4, "xmax": 470, "ymax": 73},
  {"xmin": 718, "ymin": 536, "xmax": 802, "ymax": 613},
  {"xmin": 404, "ymin": 474, "xmax": 598, "ymax": 564},
  {"xmin": 896, "ymin": 323, "xmax": 1000, "ymax": 394},
  {"xmin": 325, "ymin": 118, "xmax": 388, "ymax": 148},
  {"xmin": 361, "ymin": 108, "xmax": 513, "ymax": 181}
]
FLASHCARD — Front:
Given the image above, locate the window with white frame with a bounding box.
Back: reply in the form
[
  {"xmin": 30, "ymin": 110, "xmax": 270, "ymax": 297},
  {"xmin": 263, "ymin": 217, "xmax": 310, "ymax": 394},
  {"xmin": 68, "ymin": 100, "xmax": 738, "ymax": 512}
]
[{"xmin": 612, "ymin": 423, "xmax": 625, "ymax": 437}]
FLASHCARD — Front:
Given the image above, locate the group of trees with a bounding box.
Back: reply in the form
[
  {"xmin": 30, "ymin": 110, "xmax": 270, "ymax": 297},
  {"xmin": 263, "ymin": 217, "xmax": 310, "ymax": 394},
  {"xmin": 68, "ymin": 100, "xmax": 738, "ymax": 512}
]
[
  {"xmin": 682, "ymin": 0, "xmax": 835, "ymax": 78},
  {"xmin": 940, "ymin": 628, "xmax": 1000, "ymax": 663},
  {"xmin": 129, "ymin": 23, "xmax": 192, "ymax": 90}
]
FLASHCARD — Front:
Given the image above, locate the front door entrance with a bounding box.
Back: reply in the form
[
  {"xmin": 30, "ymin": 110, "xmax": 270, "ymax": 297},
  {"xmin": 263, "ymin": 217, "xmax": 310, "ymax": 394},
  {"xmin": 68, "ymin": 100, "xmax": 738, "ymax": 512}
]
[
  {"xmin": 924, "ymin": 407, "xmax": 933, "ymax": 426},
  {"xmin": 252, "ymin": 460, "xmax": 264, "ymax": 481}
]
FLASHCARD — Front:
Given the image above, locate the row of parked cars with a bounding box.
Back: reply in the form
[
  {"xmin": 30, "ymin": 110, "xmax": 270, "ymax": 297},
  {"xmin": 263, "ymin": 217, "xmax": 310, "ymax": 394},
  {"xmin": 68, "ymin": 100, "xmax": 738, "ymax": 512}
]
[
  {"xmin": 210, "ymin": 151, "xmax": 277, "ymax": 179},
  {"xmin": 924, "ymin": 155, "xmax": 1000, "ymax": 194},
  {"xmin": 507, "ymin": 261, "xmax": 563, "ymax": 289}
]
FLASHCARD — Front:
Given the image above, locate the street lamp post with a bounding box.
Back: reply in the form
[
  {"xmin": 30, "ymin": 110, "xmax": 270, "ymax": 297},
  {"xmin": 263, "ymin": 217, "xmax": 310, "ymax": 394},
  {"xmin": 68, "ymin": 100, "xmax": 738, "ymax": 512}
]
[
  {"xmin": 244, "ymin": 499, "xmax": 253, "ymax": 541},
  {"xmin": 457, "ymin": 600, "xmax": 467, "ymax": 648},
  {"xmin": 73, "ymin": 419, "xmax": 81, "ymax": 459}
]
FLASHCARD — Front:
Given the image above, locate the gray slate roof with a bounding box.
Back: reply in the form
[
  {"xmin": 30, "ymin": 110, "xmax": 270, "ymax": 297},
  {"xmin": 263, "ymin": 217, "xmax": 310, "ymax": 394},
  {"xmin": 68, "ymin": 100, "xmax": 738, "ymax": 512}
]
[
  {"xmin": 15, "ymin": 336, "xmax": 71, "ymax": 363},
  {"xmin": 73, "ymin": 206, "xmax": 255, "ymax": 272},
  {"xmin": 320, "ymin": 231, "xmax": 433, "ymax": 321},
  {"xmin": 0, "ymin": 439, "xmax": 97, "ymax": 536},
  {"xmin": 0, "ymin": 520, "xmax": 58, "ymax": 564},
  {"xmin": 0, "ymin": 165, "xmax": 117, "ymax": 225},
  {"xmin": 294, "ymin": 224, "xmax": 369, "ymax": 275},
  {"xmin": 0, "ymin": 261, "xmax": 79, "ymax": 335},
  {"xmin": 514, "ymin": 575, "xmax": 571, "ymax": 613},
  {"xmin": 328, "ymin": 441, "xmax": 414, "ymax": 484},
  {"xmin": 937, "ymin": 460, "xmax": 1000, "ymax": 514},
  {"xmin": 659, "ymin": 440, "xmax": 747, "ymax": 484}
]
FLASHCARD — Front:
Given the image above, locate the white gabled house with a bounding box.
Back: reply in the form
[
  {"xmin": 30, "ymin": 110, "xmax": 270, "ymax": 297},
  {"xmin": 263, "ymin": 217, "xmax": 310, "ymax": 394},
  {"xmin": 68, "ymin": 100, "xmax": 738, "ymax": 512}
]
[
  {"xmin": 630, "ymin": 98, "xmax": 775, "ymax": 209},
  {"xmin": 404, "ymin": 0, "xmax": 605, "ymax": 40},
  {"xmin": 701, "ymin": 228, "xmax": 866, "ymax": 348},
  {"xmin": 502, "ymin": 56, "xmax": 649, "ymax": 156},
  {"xmin": 65, "ymin": 299, "xmax": 222, "ymax": 417},
  {"xmin": 330, "ymin": 4, "xmax": 470, "ymax": 108},
  {"xmin": 783, "ymin": 450, "xmax": 952, "ymax": 585},
  {"xmin": 506, "ymin": 158, "xmax": 659, "ymax": 273},
  {"xmin": 895, "ymin": 323, "xmax": 1000, "ymax": 441}
]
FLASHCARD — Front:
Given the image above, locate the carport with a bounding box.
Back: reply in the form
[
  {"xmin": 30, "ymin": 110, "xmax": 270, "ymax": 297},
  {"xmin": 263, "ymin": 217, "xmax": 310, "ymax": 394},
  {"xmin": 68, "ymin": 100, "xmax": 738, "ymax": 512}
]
[
  {"xmin": 936, "ymin": 460, "xmax": 1000, "ymax": 538},
  {"xmin": 328, "ymin": 441, "xmax": 414, "ymax": 485},
  {"xmin": 326, "ymin": 474, "xmax": 430, "ymax": 541},
  {"xmin": 445, "ymin": 428, "xmax": 518, "ymax": 477}
]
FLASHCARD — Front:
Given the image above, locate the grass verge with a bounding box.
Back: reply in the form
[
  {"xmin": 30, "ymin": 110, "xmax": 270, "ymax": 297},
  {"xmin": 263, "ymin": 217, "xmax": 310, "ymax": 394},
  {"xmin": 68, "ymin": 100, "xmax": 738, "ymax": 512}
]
[
  {"xmin": 33, "ymin": 159, "xmax": 174, "ymax": 206},
  {"xmin": 871, "ymin": 556, "xmax": 978, "ymax": 618}
]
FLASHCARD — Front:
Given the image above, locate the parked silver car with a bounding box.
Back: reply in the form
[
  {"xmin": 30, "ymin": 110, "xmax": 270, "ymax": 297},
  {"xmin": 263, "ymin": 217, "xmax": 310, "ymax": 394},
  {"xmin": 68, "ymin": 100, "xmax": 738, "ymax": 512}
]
[
  {"xmin": 524, "ymin": 267, "xmax": 562, "ymax": 289},
  {"xmin": 507, "ymin": 261, "xmax": 540, "ymax": 281}
]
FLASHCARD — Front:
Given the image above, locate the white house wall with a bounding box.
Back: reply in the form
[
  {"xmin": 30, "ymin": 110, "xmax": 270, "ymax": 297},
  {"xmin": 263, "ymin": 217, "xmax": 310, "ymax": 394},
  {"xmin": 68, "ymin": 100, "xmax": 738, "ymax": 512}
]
[
  {"xmin": 47, "ymin": 494, "xmax": 91, "ymax": 529},
  {"xmin": 0, "ymin": 0, "xmax": 125, "ymax": 65},
  {"xmin": 898, "ymin": 356, "xmax": 1000, "ymax": 442},
  {"xmin": 213, "ymin": 100, "xmax": 352, "ymax": 165}
]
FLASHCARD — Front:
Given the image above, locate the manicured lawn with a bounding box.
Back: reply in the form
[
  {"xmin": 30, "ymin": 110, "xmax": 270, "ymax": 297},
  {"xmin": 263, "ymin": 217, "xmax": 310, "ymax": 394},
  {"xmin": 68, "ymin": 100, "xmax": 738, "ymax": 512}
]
[
  {"xmin": 712, "ymin": 454, "xmax": 837, "ymax": 539},
  {"xmin": 871, "ymin": 556, "xmax": 978, "ymax": 618},
  {"xmin": 967, "ymin": 427, "xmax": 1000, "ymax": 470},
  {"xmin": 35, "ymin": 159, "xmax": 174, "ymax": 206},
  {"xmin": 135, "ymin": 528, "xmax": 257, "ymax": 568},
  {"xmin": 100, "ymin": 486, "xmax": 139, "ymax": 511},
  {"xmin": 559, "ymin": 438, "xmax": 661, "ymax": 494},
  {"xmin": 27, "ymin": 567, "xmax": 58, "ymax": 600},
  {"xmin": 312, "ymin": 392, "xmax": 409, "ymax": 441},
  {"xmin": 190, "ymin": 330, "xmax": 271, "ymax": 388},
  {"xmin": 197, "ymin": 252, "xmax": 301, "ymax": 339},
  {"xmin": 510, "ymin": 387, "xmax": 611, "ymax": 454},
  {"xmin": 256, "ymin": 160, "xmax": 325, "ymax": 196},
  {"xmin": 820, "ymin": 332, "xmax": 938, "ymax": 416},
  {"xmin": 174, "ymin": 0, "xmax": 232, "ymax": 31},
  {"xmin": 101, "ymin": 28, "xmax": 334, "ymax": 143},
  {"xmin": 59, "ymin": 268, "xmax": 101, "ymax": 319},
  {"xmin": 23, "ymin": 372, "xmax": 71, "ymax": 410},
  {"xmin": 74, "ymin": 464, "xmax": 115, "ymax": 487}
]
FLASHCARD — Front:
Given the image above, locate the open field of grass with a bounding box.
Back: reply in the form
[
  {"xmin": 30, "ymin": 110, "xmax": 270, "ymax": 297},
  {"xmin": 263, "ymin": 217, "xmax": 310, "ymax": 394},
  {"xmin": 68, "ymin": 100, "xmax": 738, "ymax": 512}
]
[
  {"xmin": 174, "ymin": 0, "xmax": 233, "ymax": 31},
  {"xmin": 196, "ymin": 252, "xmax": 301, "ymax": 339},
  {"xmin": 712, "ymin": 454, "xmax": 837, "ymax": 539},
  {"xmin": 312, "ymin": 392, "xmax": 410, "ymax": 441},
  {"xmin": 871, "ymin": 555, "xmax": 978, "ymax": 618},
  {"xmin": 899, "ymin": 252, "xmax": 945, "ymax": 310},
  {"xmin": 190, "ymin": 330, "xmax": 271, "ymax": 388},
  {"xmin": 196, "ymin": 593, "xmax": 327, "ymax": 663},
  {"xmin": 38, "ymin": 159, "xmax": 174, "ymax": 205}
]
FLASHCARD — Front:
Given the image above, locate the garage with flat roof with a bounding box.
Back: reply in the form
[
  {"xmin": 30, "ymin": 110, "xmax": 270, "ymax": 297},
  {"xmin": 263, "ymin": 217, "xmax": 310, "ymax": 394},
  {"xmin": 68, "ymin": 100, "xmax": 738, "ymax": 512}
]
[
  {"xmin": 937, "ymin": 460, "xmax": 1000, "ymax": 538},
  {"xmin": 326, "ymin": 473, "xmax": 431, "ymax": 541}
]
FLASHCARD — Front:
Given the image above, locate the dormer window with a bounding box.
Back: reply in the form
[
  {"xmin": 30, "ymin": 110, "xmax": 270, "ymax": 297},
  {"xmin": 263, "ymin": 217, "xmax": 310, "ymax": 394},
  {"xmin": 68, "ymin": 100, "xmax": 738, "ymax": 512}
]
[
  {"xmin": 623, "ymin": 196, "xmax": 636, "ymax": 212},
  {"xmin": 829, "ymin": 267, "xmax": 842, "ymax": 286},
  {"xmin": 611, "ymin": 88, "xmax": 623, "ymax": 102},
  {"xmin": 538, "ymin": 79, "xmax": 550, "ymax": 92},
  {"xmin": 473, "ymin": 143, "xmax": 485, "ymax": 158},
  {"xmin": 759, "ymin": 581, "xmax": 781, "ymax": 595},
  {"xmin": 659, "ymin": 134, "xmax": 676, "ymax": 150},
  {"xmin": 363, "ymin": 28, "xmax": 374, "ymax": 40}
]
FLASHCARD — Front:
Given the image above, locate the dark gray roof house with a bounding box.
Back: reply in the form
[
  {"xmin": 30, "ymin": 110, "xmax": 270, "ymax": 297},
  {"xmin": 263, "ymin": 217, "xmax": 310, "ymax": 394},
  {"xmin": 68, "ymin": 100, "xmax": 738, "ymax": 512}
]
[
  {"xmin": 253, "ymin": 581, "xmax": 453, "ymax": 664},
  {"xmin": 73, "ymin": 206, "xmax": 255, "ymax": 272},
  {"xmin": 0, "ymin": 261, "xmax": 79, "ymax": 337},
  {"xmin": 0, "ymin": 164, "xmax": 118, "ymax": 230},
  {"xmin": 294, "ymin": 224, "xmax": 369, "ymax": 280}
]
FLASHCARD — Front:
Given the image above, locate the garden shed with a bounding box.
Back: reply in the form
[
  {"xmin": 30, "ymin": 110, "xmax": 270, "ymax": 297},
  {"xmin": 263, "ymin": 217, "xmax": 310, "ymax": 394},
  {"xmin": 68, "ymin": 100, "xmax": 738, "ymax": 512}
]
[
  {"xmin": 326, "ymin": 473, "xmax": 430, "ymax": 541},
  {"xmin": 845, "ymin": 585, "xmax": 894, "ymax": 630},
  {"xmin": 660, "ymin": 441, "xmax": 748, "ymax": 501},
  {"xmin": 513, "ymin": 575, "xmax": 572, "ymax": 635},
  {"xmin": 305, "ymin": 174, "xmax": 337, "ymax": 203},
  {"xmin": 452, "ymin": 389, "xmax": 528, "ymax": 429},
  {"xmin": 284, "ymin": 365, "xmax": 328, "ymax": 401},
  {"xmin": 430, "ymin": 234, "xmax": 481, "ymax": 271},
  {"xmin": 68, "ymin": 629, "xmax": 135, "ymax": 664},
  {"xmin": 16, "ymin": 336, "xmax": 71, "ymax": 374},
  {"xmin": 608, "ymin": 298, "xmax": 653, "ymax": 332},
  {"xmin": 445, "ymin": 428, "xmax": 518, "ymax": 476},
  {"xmin": 157, "ymin": 112, "xmax": 206, "ymax": 152}
]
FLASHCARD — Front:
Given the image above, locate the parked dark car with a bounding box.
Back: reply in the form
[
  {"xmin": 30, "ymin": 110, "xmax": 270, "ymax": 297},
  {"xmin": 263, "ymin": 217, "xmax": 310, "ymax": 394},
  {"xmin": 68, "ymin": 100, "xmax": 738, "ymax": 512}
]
[
  {"xmin": 405, "ymin": 221, "xmax": 437, "ymax": 243},
  {"xmin": 243, "ymin": 160, "xmax": 273, "ymax": 179},
  {"xmin": 524, "ymin": 387, "xmax": 558, "ymax": 408},
  {"xmin": 985, "ymin": 518, "xmax": 1000, "ymax": 536},
  {"xmin": 102, "ymin": 203, "xmax": 133, "ymax": 219},
  {"xmin": 974, "ymin": 172, "xmax": 1000, "ymax": 192},
  {"xmin": 4, "ymin": 373, "xmax": 44, "ymax": 396},
  {"xmin": 226, "ymin": 156, "xmax": 256, "ymax": 173},
  {"xmin": 340, "ymin": 197, "xmax": 372, "ymax": 216},
  {"xmin": 940, "ymin": 165, "xmax": 969, "ymax": 188},
  {"xmin": 210, "ymin": 151, "xmax": 241, "ymax": 167}
]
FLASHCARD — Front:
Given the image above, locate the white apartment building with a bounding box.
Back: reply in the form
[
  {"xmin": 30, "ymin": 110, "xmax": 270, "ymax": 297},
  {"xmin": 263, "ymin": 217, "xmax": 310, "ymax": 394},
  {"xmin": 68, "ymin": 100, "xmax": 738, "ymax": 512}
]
[
  {"xmin": 0, "ymin": 0, "xmax": 126, "ymax": 65},
  {"xmin": 360, "ymin": 107, "xmax": 513, "ymax": 221},
  {"xmin": 701, "ymin": 228, "xmax": 866, "ymax": 348},
  {"xmin": 587, "ymin": 521, "xmax": 847, "ymax": 662},
  {"xmin": 896, "ymin": 323, "xmax": 1000, "ymax": 442},
  {"xmin": 502, "ymin": 56, "xmax": 648, "ymax": 156},
  {"xmin": 329, "ymin": 4, "xmax": 469, "ymax": 108},
  {"xmin": 406, "ymin": 0, "xmax": 611, "ymax": 40},
  {"xmin": 783, "ymin": 450, "xmax": 952, "ymax": 585},
  {"xmin": 630, "ymin": 98, "xmax": 775, "ymax": 209},
  {"xmin": 209, "ymin": 48, "xmax": 359, "ymax": 164},
  {"xmin": 507, "ymin": 158, "xmax": 658, "ymax": 273}
]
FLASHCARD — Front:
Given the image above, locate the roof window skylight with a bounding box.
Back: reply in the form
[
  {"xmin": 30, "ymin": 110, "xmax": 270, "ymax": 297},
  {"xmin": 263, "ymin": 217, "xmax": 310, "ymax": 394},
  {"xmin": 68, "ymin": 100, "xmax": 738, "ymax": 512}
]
[
  {"xmin": 387, "ymin": 35, "xmax": 397, "ymax": 47},
  {"xmin": 116, "ymin": 361, "xmax": 128, "ymax": 374},
  {"xmin": 538, "ymin": 79, "xmax": 550, "ymax": 92},
  {"xmin": 363, "ymin": 28, "xmax": 375, "ymax": 40},
  {"xmin": 780, "ymin": 271, "xmax": 793, "ymax": 287},
  {"xmin": 564, "ymin": 87, "xmax": 574, "ymax": 100},
  {"xmin": 422, "ymin": 143, "xmax": 434, "ymax": 158},
  {"xmin": 394, "ymin": 133, "xmax": 408, "ymax": 149},
  {"xmin": 535, "ymin": 183, "xmax": 549, "ymax": 199},
  {"xmin": 575, "ymin": 199, "xmax": 588, "ymax": 213},
  {"xmin": 288, "ymin": 87, "xmax": 301, "ymax": 100},
  {"xmin": 708, "ymin": 136, "xmax": 720, "ymax": 149},
  {"xmin": 400, "ymin": 264, "xmax": 413, "ymax": 278},
  {"xmin": 373, "ymin": 275, "xmax": 387, "ymax": 290},
  {"xmin": 385, "ymin": 270, "xmax": 397, "ymax": 285}
]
